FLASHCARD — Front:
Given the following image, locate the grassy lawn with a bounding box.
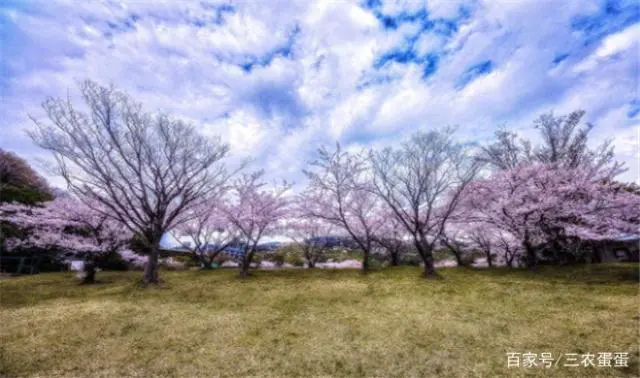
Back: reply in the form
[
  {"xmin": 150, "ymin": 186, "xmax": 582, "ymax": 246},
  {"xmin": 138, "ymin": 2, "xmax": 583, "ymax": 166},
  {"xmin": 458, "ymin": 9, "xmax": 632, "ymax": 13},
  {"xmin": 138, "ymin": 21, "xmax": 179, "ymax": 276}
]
[{"xmin": 0, "ymin": 264, "xmax": 638, "ymax": 377}]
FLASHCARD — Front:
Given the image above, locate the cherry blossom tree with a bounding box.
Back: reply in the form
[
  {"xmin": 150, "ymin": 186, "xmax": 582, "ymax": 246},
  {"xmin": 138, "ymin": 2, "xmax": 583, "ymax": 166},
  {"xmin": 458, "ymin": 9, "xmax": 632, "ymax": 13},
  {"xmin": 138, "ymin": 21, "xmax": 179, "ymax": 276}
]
[
  {"xmin": 464, "ymin": 226, "xmax": 495, "ymax": 268},
  {"xmin": 61, "ymin": 198, "xmax": 133, "ymax": 282},
  {"xmin": 0, "ymin": 196, "xmax": 133, "ymax": 283},
  {"xmin": 0, "ymin": 201, "xmax": 96, "ymax": 257},
  {"xmin": 170, "ymin": 199, "xmax": 239, "ymax": 269},
  {"xmin": 477, "ymin": 110, "xmax": 624, "ymax": 177},
  {"xmin": 221, "ymin": 171, "xmax": 291, "ymax": 277},
  {"xmin": 302, "ymin": 144, "xmax": 385, "ymax": 273},
  {"xmin": 438, "ymin": 225, "xmax": 472, "ymax": 267},
  {"xmin": 468, "ymin": 110, "xmax": 634, "ymax": 267},
  {"xmin": 118, "ymin": 248, "xmax": 149, "ymax": 269},
  {"xmin": 447, "ymin": 222, "xmax": 521, "ymax": 268},
  {"xmin": 28, "ymin": 80, "xmax": 232, "ymax": 284},
  {"xmin": 370, "ymin": 129, "xmax": 480, "ymax": 277},
  {"xmin": 460, "ymin": 163, "xmax": 640, "ymax": 267},
  {"xmin": 285, "ymin": 209, "xmax": 335, "ymax": 268}
]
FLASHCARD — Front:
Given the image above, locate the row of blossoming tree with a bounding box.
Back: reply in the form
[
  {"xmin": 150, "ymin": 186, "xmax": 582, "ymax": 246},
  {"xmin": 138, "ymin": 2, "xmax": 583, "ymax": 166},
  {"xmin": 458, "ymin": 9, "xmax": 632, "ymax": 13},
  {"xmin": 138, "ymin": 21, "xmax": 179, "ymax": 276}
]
[{"xmin": 1, "ymin": 81, "xmax": 638, "ymax": 284}]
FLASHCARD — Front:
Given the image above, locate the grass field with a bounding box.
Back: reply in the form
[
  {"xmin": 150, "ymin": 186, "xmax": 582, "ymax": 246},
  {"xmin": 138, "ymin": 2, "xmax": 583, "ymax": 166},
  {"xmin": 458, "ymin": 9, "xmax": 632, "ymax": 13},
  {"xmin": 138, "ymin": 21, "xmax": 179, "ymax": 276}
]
[{"xmin": 1, "ymin": 264, "xmax": 638, "ymax": 377}]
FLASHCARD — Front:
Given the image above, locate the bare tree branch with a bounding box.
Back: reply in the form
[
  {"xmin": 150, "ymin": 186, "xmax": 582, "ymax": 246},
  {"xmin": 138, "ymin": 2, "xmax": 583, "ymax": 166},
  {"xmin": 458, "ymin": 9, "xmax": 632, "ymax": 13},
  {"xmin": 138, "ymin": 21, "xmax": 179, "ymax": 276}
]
[{"xmin": 28, "ymin": 80, "xmax": 232, "ymax": 283}]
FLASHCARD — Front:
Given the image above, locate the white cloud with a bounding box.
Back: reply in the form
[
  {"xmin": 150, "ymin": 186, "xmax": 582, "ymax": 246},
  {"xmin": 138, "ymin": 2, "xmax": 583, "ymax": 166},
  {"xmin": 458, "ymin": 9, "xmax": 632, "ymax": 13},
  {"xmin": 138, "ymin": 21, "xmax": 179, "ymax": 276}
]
[
  {"xmin": 596, "ymin": 23, "xmax": 640, "ymax": 57},
  {"xmin": 380, "ymin": 0, "xmax": 426, "ymax": 17},
  {"xmin": 0, "ymin": 0, "xmax": 638, "ymax": 190},
  {"xmin": 414, "ymin": 32, "xmax": 445, "ymax": 56},
  {"xmin": 426, "ymin": 0, "xmax": 464, "ymax": 19},
  {"xmin": 574, "ymin": 23, "xmax": 640, "ymax": 72}
]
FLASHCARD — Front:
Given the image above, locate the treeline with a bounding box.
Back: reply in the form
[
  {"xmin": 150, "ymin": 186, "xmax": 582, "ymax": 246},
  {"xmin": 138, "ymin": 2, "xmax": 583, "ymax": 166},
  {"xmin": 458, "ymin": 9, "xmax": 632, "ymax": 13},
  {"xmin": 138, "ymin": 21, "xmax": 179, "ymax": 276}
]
[{"xmin": 0, "ymin": 80, "xmax": 638, "ymax": 284}]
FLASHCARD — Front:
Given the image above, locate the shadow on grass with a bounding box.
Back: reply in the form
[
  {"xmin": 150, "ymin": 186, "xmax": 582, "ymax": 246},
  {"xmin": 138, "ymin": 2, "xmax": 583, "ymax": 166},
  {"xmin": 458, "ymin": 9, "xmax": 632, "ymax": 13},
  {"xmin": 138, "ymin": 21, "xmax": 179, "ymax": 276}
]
[{"xmin": 466, "ymin": 263, "xmax": 639, "ymax": 285}]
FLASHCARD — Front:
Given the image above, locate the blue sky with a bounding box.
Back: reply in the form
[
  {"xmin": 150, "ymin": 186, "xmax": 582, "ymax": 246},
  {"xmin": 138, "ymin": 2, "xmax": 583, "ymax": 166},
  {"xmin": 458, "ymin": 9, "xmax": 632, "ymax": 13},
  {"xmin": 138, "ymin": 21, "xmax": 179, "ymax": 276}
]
[{"xmin": 1, "ymin": 0, "xmax": 638, "ymax": 186}]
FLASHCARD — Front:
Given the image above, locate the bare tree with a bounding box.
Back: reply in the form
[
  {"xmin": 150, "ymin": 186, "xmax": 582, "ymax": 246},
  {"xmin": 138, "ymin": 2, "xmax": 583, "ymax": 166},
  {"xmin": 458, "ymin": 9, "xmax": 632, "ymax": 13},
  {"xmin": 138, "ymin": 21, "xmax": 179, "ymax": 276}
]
[
  {"xmin": 370, "ymin": 128, "xmax": 480, "ymax": 278},
  {"xmin": 28, "ymin": 80, "xmax": 232, "ymax": 284},
  {"xmin": 476, "ymin": 128, "xmax": 523, "ymax": 170},
  {"xmin": 530, "ymin": 110, "xmax": 591, "ymax": 167},
  {"xmin": 302, "ymin": 144, "xmax": 384, "ymax": 273}
]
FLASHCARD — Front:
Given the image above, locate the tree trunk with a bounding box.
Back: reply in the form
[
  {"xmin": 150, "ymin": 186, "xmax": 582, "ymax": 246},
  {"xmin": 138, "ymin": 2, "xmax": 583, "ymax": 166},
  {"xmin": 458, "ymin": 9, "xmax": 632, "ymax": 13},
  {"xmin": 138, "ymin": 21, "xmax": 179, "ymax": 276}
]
[
  {"xmin": 82, "ymin": 261, "xmax": 96, "ymax": 284},
  {"xmin": 239, "ymin": 250, "xmax": 253, "ymax": 278},
  {"xmin": 416, "ymin": 240, "xmax": 439, "ymax": 278},
  {"xmin": 192, "ymin": 252, "xmax": 202, "ymax": 267},
  {"xmin": 523, "ymin": 241, "xmax": 537, "ymax": 268},
  {"xmin": 361, "ymin": 250, "xmax": 370, "ymax": 274},
  {"xmin": 305, "ymin": 246, "xmax": 315, "ymax": 268},
  {"xmin": 443, "ymin": 240, "xmax": 466, "ymax": 267},
  {"xmin": 451, "ymin": 249, "xmax": 465, "ymax": 266},
  {"xmin": 505, "ymin": 250, "xmax": 515, "ymax": 268},
  {"xmin": 484, "ymin": 249, "xmax": 493, "ymax": 268},
  {"xmin": 591, "ymin": 244, "xmax": 602, "ymax": 263},
  {"xmin": 422, "ymin": 251, "xmax": 439, "ymax": 278},
  {"xmin": 143, "ymin": 240, "xmax": 160, "ymax": 284},
  {"xmin": 239, "ymin": 259, "xmax": 250, "ymax": 277},
  {"xmin": 200, "ymin": 254, "xmax": 216, "ymax": 269},
  {"xmin": 504, "ymin": 250, "xmax": 512, "ymax": 268},
  {"xmin": 389, "ymin": 251, "xmax": 399, "ymax": 266},
  {"xmin": 522, "ymin": 230, "xmax": 537, "ymax": 268},
  {"xmin": 444, "ymin": 240, "xmax": 465, "ymax": 266}
]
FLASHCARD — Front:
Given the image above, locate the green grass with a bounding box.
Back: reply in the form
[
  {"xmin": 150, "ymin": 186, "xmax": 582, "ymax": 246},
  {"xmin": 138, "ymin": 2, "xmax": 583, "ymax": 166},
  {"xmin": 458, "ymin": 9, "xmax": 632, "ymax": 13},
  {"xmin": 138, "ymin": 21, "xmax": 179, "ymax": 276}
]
[{"xmin": 1, "ymin": 264, "xmax": 638, "ymax": 377}]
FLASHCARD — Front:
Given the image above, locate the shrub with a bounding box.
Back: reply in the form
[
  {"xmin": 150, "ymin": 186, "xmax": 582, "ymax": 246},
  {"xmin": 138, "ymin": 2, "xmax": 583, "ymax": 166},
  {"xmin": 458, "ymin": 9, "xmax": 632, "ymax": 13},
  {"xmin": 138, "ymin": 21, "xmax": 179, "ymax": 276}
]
[
  {"xmin": 215, "ymin": 253, "xmax": 232, "ymax": 262},
  {"xmin": 367, "ymin": 258, "xmax": 383, "ymax": 269},
  {"xmin": 401, "ymin": 253, "xmax": 422, "ymax": 266},
  {"xmin": 172, "ymin": 254, "xmax": 200, "ymax": 268},
  {"xmin": 325, "ymin": 249, "xmax": 358, "ymax": 262},
  {"xmin": 285, "ymin": 254, "xmax": 305, "ymax": 267},
  {"xmin": 270, "ymin": 251, "xmax": 286, "ymax": 267},
  {"xmin": 315, "ymin": 250, "xmax": 330, "ymax": 263},
  {"xmin": 101, "ymin": 251, "xmax": 129, "ymax": 271},
  {"xmin": 460, "ymin": 253, "xmax": 476, "ymax": 266},
  {"xmin": 432, "ymin": 249, "xmax": 451, "ymax": 261}
]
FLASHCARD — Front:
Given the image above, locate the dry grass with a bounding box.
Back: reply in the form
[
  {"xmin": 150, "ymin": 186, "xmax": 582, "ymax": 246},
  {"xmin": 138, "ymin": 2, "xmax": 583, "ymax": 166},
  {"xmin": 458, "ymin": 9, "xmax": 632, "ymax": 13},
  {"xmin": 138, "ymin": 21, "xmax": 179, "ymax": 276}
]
[{"xmin": 0, "ymin": 264, "xmax": 638, "ymax": 377}]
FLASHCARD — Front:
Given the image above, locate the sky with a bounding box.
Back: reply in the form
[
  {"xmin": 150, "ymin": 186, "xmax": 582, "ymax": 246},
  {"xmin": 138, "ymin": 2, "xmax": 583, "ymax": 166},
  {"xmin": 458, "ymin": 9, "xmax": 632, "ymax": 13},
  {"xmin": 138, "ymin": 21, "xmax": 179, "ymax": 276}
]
[{"xmin": 1, "ymin": 0, "xmax": 639, "ymax": 191}]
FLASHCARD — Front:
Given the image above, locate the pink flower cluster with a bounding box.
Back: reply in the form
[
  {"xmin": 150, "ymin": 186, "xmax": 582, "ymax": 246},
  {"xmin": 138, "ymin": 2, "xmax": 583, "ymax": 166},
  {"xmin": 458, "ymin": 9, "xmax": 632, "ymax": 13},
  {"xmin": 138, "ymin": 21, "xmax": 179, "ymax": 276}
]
[
  {"xmin": 0, "ymin": 196, "xmax": 134, "ymax": 260},
  {"xmin": 460, "ymin": 163, "xmax": 640, "ymax": 255}
]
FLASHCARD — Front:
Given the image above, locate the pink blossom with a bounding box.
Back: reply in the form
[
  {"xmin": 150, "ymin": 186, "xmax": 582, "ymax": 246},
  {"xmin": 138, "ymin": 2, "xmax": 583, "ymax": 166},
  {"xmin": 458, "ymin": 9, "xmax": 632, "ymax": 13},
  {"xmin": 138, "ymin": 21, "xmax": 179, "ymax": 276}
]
[
  {"xmin": 0, "ymin": 196, "xmax": 132, "ymax": 259},
  {"xmin": 459, "ymin": 162, "xmax": 640, "ymax": 264}
]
